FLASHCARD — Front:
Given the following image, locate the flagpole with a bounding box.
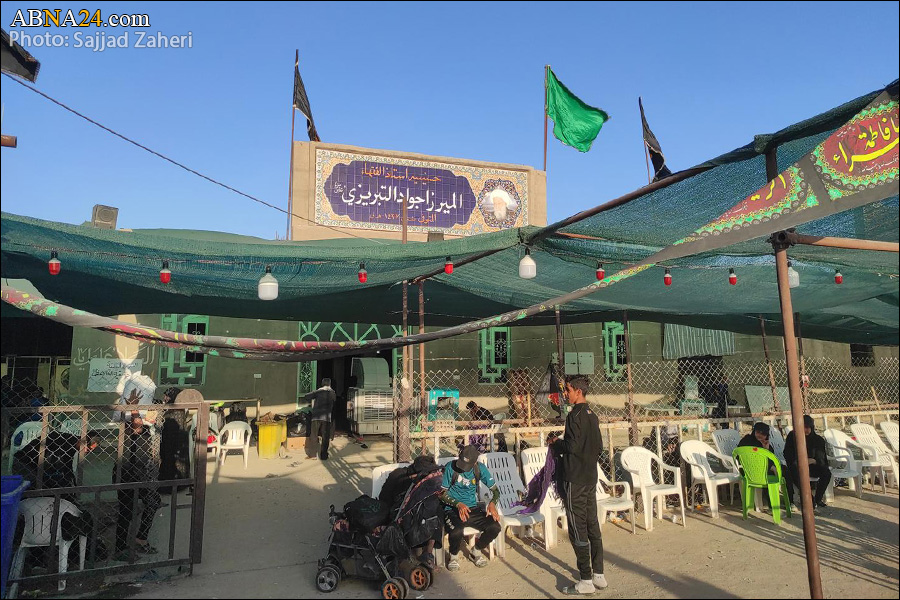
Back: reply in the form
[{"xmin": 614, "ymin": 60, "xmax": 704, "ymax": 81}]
[
  {"xmin": 287, "ymin": 50, "xmax": 298, "ymax": 241},
  {"xmin": 640, "ymin": 97, "xmax": 652, "ymax": 185},
  {"xmin": 543, "ymin": 64, "xmax": 549, "ymax": 172},
  {"xmin": 643, "ymin": 144, "xmax": 652, "ymax": 185}
]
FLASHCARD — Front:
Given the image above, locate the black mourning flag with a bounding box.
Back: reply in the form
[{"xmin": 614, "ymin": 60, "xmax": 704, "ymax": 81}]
[
  {"xmin": 1, "ymin": 28, "xmax": 40, "ymax": 82},
  {"xmin": 293, "ymin": 50, "xmax": 320, "ymax": 142},
  {"xmin": 639, "ymin": 97, "xmax": 671, "ymax": 181}
]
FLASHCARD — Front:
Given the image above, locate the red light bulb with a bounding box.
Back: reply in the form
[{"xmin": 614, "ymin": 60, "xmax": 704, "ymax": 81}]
[
  {"xmin": 834, "ymin": 270, "xmax": 843, "ymax": 285},
  {"xmin": 48, "ymin": 251, "xmax": 61, "ymax": 275},
  {"xmin": 596, "ymin": 262, "xmax": 605, "ymax": 281},
  {"xmin": 358, "ymin": 263, "xmax": 368, "ymax": 284},
  {"xmin": 729, "ymin": 268, "xmax": 737, "ymax": 285},
  {"xmin": 160, "ymin": 261, "xmax": 171, "ymax": 284},
  {"xmin": 444, "ymin": 257, "xmax": 454, "ymax": 275},
  {"xmin": 664, "ymin": 268, "xmax": 672, "ymax": 286}
]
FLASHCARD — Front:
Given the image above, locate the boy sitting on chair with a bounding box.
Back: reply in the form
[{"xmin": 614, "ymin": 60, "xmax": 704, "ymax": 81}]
[{"xmin": 439, "ymin": 445, "xmax": 501, "ymax": 571}]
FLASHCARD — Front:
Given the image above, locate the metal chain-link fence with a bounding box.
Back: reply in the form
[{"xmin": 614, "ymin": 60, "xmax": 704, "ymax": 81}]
[
  {"xmin": 0, "ymin": 402, "xmax": 203, "ymax": 597},
  {"xmin": 387, "ymin": 357, "xmax": 898, "ymax": 461}
]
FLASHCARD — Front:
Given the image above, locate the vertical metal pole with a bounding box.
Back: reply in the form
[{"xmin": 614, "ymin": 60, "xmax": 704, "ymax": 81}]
[
  {"xmin": 624, "ymin": 311, "xmax": 639, "ymax": 446},
  {"xmin": 644, "ymin": 145, "xmax": 653, "ymax": 185},
  {"xmin": 774, "ymin": 241, "xmax": 824, "ymax": 600},
  {"xmin": 555, "ymin": 306, "xmax": 564, "ymax": 373},
  {"xmin": 190, "ymin": 402, "xmax": 209, "ymax": 563},
  {"xmin": 418, "ymin": 281, "xmax": 426, "ymax": 412},
  {"xmin": 796, "ymin": 313, "xmax": 809, "ymax": 412},
  {"xmin": 543, "ymin": 65, "xmax": 549, "ymax": 172},
  {"xmin": 759, "ymin": 316, "xmax": 780, "ymax": 413},
  {"xmin": 287, "ymin": 51, "xmax": 298, "ymax": 241}
]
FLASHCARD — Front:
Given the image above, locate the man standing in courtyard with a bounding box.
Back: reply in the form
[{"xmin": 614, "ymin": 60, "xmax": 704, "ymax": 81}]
[
  {"xmin": 550, "ymin": 374, "xmax": 607, "ymax": 595},
  {"xmin": 304, "ymin": 378, "xmax": 336, "ymax": 460}
]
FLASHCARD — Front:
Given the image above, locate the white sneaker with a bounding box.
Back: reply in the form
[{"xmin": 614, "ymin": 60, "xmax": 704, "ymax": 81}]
[
  {"xmin": 471, "ymin": 550, "xmax": 489, "ymax": 568},
  {"xmin": 593, "ymin": 573, "xmax": 608, "ymax": 589},
  {"xmin": 572, "ymin": 580, "xmax": 596, "ymax": 594},
  {"xmin": 447, "ymin": 553, "xmax": 460, "ymax": 571}
]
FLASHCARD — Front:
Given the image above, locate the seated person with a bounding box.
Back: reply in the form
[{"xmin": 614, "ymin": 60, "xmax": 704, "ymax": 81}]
[
  {"xmin": 738, "ymin": 422, "xmax": 775, "ymax": 452},
  {"xmin": 785, "ymin": 415, "xmax": 832, "ymax": 509},
  {"xmin": 13, "ymin": 429, "xmax": 104, "ymax": 557},
  {"xmin": 466, "ymin": 401, "xmax": 494, "ymax": 423},
  {"xmin": 379, "ymin": 455, "xmax": 443, "ymax": 568},
  {"xmin": 14, "ymin": 429, "xmax": 101, "ymax": 490},
  {"xmin": 737, "ymin": 422, "xmax": 793, "ymax": 505},
  {"xmin": 439, "ymin": 445, "xmax": 501, "ymax": 571}
]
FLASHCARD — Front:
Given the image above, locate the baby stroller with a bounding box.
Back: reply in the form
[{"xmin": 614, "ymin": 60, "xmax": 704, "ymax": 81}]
[{"xmin": 316, "ymin": 470, "xmax": 442, "ymax": 598}]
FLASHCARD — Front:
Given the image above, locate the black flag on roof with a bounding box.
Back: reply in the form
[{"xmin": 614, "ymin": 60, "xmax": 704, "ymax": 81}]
[
  {"xmin": 639, "ymin": 97, "xmax": 671, "ymax": 181},
  {"xmin": 293, "ymin": 50, "xmax": 320, "ymax": 142}
]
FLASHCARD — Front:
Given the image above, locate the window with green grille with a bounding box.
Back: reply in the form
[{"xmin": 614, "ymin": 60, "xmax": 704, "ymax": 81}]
[
  {"xmin": 158, "ymin": 314, "xmax": 208, "ymax": 386},
  {"xmin": 479, "ymin": 327, "xmax": 510, "ymax": 384}
]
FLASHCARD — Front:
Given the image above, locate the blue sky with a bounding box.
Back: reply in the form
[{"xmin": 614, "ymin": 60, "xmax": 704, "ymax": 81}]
[{"xmin": 1, "ymin": 1, "xmax": 898, "ymax": 239}]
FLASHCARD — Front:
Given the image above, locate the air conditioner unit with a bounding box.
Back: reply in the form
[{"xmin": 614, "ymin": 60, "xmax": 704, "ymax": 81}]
[{"xmin": 91, "ymin": 204, "xmax": 119, "ymax": 229}]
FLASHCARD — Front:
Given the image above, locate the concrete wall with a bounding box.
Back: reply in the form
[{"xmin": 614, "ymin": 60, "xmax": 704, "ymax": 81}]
[
  {"xmin": 66, "ymin": 315, "xmax": 896, "ymax": 419},
  {"xmin": 290, "ymin": 141, "xmax": 547, "ymax": 242},
  {"xmin": 68, "ymin": 315, "xmax": 301, "ymax": 416}
]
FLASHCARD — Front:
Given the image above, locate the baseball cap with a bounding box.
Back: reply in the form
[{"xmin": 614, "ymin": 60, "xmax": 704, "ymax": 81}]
[{"xmin": 456, "ymin": 445, "xmax": 480, "ymax": 472}]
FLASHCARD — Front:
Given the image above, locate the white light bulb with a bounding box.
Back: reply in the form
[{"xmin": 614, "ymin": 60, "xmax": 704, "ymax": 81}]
[
  {"xmin": 258, "ymin": 266, "xmax": 279, "ymax": 300},
  {"xmin": 519, "ymin": 249, "xmax": 536, "ymax": 279}
]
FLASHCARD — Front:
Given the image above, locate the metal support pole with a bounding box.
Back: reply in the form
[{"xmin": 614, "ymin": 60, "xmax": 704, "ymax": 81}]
[
  {"xmin": 773, "ymin": 239, "xmax": 824, "ymax": 600},
  {"xmin": 759, "ymin": 316, "xmax": 780, "ymax": 412},
  {"xmin": 624, "ymin": 311, "xmax": 639, "ymax": 446},
  {"xmin": 418, "ymin": 281, "xmax": 426, "ymax": 412}
]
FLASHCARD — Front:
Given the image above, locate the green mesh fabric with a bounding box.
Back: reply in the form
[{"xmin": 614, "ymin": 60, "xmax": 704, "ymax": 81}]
[{"xmin": 1, "ymin": 82, "xmax": 897, "ymax": 346}]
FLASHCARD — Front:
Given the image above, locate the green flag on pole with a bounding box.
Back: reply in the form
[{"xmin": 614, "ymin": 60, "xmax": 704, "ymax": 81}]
[{"xmin": 546, "ymin": 68, "xmax": 609, "ymax": 152}]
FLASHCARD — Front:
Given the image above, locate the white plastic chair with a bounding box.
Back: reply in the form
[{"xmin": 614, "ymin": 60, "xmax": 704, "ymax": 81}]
[
  {"xmin": 520, "ymin": 447, "xmax": 566, "ymax": 547},
  {"xmin": 8, "ymin": 422, "xmax": 44, "ymax": 471},
  {"xmin": 824, "ymin": 429, "xmax": 887, "ymax": 494},
  {"xmin": 7, "ymin": 498, "xmax": 86, "ymax": 597},
  {"xmin": 217, "ymin": 422, "xmax": 252, "ymax": 469},
  {"xmin": 880, "ymin": 421, "xmax": 899, "ymax": 457},
  {"xmin": 371, "ymin": 462, "xmax": 410, "ymax": 498},
  {"xmin": 597, "ymin": 467, "xmax": 635, "ymax": 534},
  {"xmin": 621, "ymin": 446, "xmax": 686, "ymax": 531},
  {"xmin": 478, "ymin": 451, "xmax": 545, "ymax": 557},
  {"xmin": 824, "ymin": 440, "xmax": 862, "ymax": 502},
  {"xmin": 679, "ymin": 440, "xmax": 741, "ymax": 518},
  {"xmin": 712, "ymin": 428, "xmax": 742, "ymax": 461},
  {"xmin": 768, "ymin": 428, "xmax": 788, "ymax": 466},
  {"xmin": 850, "ymin": 423, "xmax": 898, "ymax": 488},
  {"xmin": 58, "ymin": 419, "xmax": 84, "ymax": 437}
]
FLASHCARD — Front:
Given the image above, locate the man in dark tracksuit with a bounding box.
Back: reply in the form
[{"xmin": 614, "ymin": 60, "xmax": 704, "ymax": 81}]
[
  {"xmin": 551, "ymin": 374, "xmax": 607, "ymax": 595},
  {"xmin": 304, "ymin": 378, "xmax": 336, "ymax": 460}
]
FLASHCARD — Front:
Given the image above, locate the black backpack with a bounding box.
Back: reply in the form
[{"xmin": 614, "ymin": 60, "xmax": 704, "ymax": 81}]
[{"xmin": 344, "ymin": 494, "xmax": 390, "ymax": 533}]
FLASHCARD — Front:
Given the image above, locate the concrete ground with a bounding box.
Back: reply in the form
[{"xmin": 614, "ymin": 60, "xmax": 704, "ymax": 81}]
[{"xmin": 118, "ymin": 437, "xmax": 898, "ymax": 599}]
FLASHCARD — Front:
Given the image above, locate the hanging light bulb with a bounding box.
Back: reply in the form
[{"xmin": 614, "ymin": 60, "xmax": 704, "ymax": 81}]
[
  {"xmin": 159, "ymin": 260, "xmax": 171, "ymax": 284},
  {"xmin": 728, "ymin": 268, "xmax": 737, "ymax": 286},
  {"xmin": 787, "ymin": 261, "xmax": 800, "ymax": 289},
  {"xmin": 257, "ymin": 265, "xmax": 279, "ymax": 300},
  {"xmin": 48, "ymin": 251, "xmax": 61, "ymax": 275},
  {"xmin": 596, "ymin": 262, "xmax": 605, "ymax": 281},
  {"xmin": 834, "ymin": 269, "xmax": 843, "ymax": 285},
  {"xmin": 444, "ymin": 257, "xmax": 454, "ymax": 275},
  {"xmin": 663, "ymin": 267, "xmax": 672, "ymax": 286},
  {"xmin": 358, "ymin": 263, "xmax": 368, "ymax": 284},
  {"xmin": 518, "ymin": 248, "xmax": 536, "ymax": 279}
]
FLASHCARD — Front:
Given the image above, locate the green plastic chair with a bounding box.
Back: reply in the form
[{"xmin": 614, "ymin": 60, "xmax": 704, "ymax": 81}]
[{"xmin": 732, "ymin": 446, "xmax": 792, "ymax": 524}]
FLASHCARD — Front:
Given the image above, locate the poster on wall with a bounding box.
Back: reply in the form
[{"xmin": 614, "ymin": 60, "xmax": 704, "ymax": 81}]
[
  {"xmin": 88, "ymin": 358, "xmax": 143, "ymax": 393},
  {"xmin": 315, "ymin": 149, "xmax": 529, "ymax": 235}
]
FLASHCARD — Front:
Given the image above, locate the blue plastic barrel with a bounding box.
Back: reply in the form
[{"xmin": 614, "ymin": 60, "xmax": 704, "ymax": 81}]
[{"xmin": 1, "ymin": 476, "xmax": 31, "ymax": 599}]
